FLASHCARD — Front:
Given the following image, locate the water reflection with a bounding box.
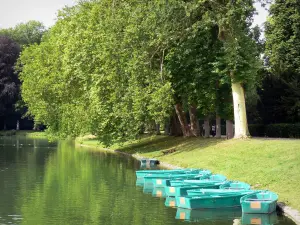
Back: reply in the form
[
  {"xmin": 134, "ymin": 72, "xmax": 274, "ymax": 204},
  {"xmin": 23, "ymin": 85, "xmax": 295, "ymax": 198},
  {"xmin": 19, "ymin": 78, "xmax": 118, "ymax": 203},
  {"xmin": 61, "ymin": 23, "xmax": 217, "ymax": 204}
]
[
  {"xmin": 176, "ymin": 208, "xmax": 242, "ymax": 222},
  {"xmin": 242, "ymin": 212, "xmax": 278, "ymax": 225}
]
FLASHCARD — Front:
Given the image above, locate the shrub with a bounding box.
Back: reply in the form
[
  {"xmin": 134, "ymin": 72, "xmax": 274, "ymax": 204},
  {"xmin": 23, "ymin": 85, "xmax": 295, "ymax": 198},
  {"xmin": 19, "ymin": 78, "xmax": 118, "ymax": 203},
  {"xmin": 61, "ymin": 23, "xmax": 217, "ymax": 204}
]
[
  {"xmin": 265, "ymin": 124, "xmax": 300, "ymax": 138},
  {"xmin": 248, "ymin": 124, "xmax": 265, "ymax": 137}
]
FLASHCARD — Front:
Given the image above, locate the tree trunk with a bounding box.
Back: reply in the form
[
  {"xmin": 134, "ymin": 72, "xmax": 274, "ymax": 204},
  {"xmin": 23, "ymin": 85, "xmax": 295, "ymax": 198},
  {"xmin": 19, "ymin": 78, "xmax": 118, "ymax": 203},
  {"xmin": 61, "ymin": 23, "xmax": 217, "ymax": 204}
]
[
  {"xmin": 215, "ymin": 116, "xmax": 221, "ymax": 138},
  {"xmin": 164, "ymin": 120, "xmax": 170, "ymax": 135},
  {"xmin": 226, "ymin": 120, "xmax": 234, "ymax": 139},
  {"xmin": 231, "ymin": 82, "xmax": 250, "ymax": 138},
  {"xmin": 156, "ymin": 123, "xmax": 161, "ymax": 135},
  {"xmin": 175, "ymin": 103, "xmax": 190, "ymax": 137},
  {"xmin": 204, "ymin": 118, "xmax": 210, "ymax": 138},
  {"xmin": 170, "ymin": 113, "xmax": 182, "ymax": 136},
  {"xmin": 189, "ymin": 105, "xmax": 200, "ymax": 137}
]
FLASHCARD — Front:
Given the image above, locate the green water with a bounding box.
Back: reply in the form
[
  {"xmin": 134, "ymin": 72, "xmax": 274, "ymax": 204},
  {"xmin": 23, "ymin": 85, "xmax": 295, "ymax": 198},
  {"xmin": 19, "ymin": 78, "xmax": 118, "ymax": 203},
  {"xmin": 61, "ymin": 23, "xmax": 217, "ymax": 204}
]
[{"xmin": 0, "ymin": 136, "xmax": 296, "ymax": 225}]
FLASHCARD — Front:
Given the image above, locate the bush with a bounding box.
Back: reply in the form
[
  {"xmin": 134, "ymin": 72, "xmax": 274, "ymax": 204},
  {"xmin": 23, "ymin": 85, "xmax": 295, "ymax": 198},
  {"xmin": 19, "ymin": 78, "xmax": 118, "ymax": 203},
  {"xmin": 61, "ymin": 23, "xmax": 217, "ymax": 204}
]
[
  {"xmin": 247, "ymin": 123, "xmax": 300, "ymax": 138},
  {"xmin": 265, "ymin": 124, "xmax": 300, "ymax": 138},
  {"xmin": 248, "ymin": 124, "xmax": 265, "ymax": 137}
]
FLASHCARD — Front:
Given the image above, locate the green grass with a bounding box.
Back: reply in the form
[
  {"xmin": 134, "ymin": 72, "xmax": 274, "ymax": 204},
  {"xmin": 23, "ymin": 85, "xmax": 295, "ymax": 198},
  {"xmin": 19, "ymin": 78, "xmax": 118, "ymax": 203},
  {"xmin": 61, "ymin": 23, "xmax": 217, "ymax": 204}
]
[
  {"xmin": 0, "ymin": 130, "xmax": 50, "ymax": 139},
  {"xmin": 77, "ymin": 135, "xmax": 300, "ymax": 211}
]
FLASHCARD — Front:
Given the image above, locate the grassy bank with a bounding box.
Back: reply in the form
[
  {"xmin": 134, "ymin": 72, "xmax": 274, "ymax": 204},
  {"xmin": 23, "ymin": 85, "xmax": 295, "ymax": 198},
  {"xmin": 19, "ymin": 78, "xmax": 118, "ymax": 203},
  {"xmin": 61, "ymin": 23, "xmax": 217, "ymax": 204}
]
[
  {"xmin": 0, "ymin": 130, "xmax": 49, "ymax": 139},
  {"xmin": 77, "ymin": 135, "xmax": 300, "ymax": 211}
]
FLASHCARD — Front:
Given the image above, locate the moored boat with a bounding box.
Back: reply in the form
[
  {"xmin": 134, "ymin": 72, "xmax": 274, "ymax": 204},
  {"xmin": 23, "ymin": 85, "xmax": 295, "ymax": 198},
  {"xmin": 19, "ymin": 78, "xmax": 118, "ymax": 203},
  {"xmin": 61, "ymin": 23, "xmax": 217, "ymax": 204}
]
[
  {"xmin": 240, "ymin": 191, "xmax": 278, "ymax": 214},
  {"xmin": 175, "ymin": 207, "xmax": 242, "ymax": 222},
  {"xmin": 187, "ymin": 188, "xmax": 253, "ymax": 197},
  {"xmin": 136, "ymin": 168, "xmax": 201, "ymax": 179},
  {"xmin": 176, "ymin": 190, "xmax": 256, "ymax": 209},
  {"xmin": 143, "ymin": 170, "xmax": 208, "ymax": 186},
  {"xmin": 151, "ymin": 170, "xmax": 212, "ymax": 188},
  {"xmin": 183, "ymin": 174, "xmax": 227, "ymax": 185},
  {"xmin": 165, "ymin": 174, "xmax": 228, "ymax": 197},
  {"xmin": 220, "ymin": 181, "xmax": 251, "ymax": 190},
  {"xmin": 165, "ymin": 182, "xmax": 225, "ymax": 197}
]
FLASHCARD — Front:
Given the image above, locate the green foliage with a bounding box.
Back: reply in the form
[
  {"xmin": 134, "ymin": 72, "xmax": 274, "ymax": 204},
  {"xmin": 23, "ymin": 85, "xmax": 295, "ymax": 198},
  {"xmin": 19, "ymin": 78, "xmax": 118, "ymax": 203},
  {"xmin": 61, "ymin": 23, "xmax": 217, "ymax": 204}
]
[
  {"xmin": 0, "ymin": 36, "xmax": 21, "ymax": 117},
  {"xmin": 247, "ymin": 124, "xmax": 300, "ymax": 138},
  {"xmin": 248, "ymin": 124, "xmax": 265, "ymax": 137},
  {"xmin": 19, "ymin": 1, "xmax": 177, "ymax": 145},
  {"xmin": 19, "ymin": 0, "xmax": 263, "ymax": 143},
  {"xmin": 265, "ymin": 0, "xmax": 300, "ymax": 75},
  {"xmin": 265, "ymin": 123, "xmax": 300, "ymax": 138},
  {"xmin": 263, "ymin": 1, "xmax": 300, "ymax": 123},
  {"xmin": 0, "ymin": 20, "xmax": 46, "ymax": 48}
]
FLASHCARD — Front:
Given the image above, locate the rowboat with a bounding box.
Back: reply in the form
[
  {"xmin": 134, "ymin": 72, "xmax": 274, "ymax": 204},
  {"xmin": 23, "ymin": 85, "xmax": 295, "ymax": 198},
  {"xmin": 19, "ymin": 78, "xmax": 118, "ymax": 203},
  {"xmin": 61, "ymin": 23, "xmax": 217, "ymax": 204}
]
[
  {"xmin": 169, "ymin": 174, "xmax": 227, "ymax": 187},
  {"xmin": 187, "ymin": 188, "xmax": 253, "ymax": 197},
  {"xmin": 240, "ymin": 191, "xmax": 278, "ymax": 214},
  {"xmin": 176, "ymin": 190, "xmax": 256, "ymax": 209},
  {"xmin": 143, "ymin": 172, "xmax": 205, "ymax": 187},
  {"xmin": 165, "ymin": 196, "xmax": 177, "ymax": 207},
  {"xmin": 165, "ymin": 174, "xmax": 227, "ymax": 197},
  {"xmin": 151, "ymin": 170, "xmax": 212, "ymax": 188},
  {"xmin": 165, "ymin": 182, "xmax": 225, "ymax": 197},
  {"xmin": 136, "ymin": 169, "xmax": 201, "ymax": 179},
  {"xmin": 175, "ymin": 207, "xmax": 242, "ymax": 222},
  {"xmin": 220, "ymin": 181, "xmax": 251, "ymax": 190},
  {"xmin": 183, "ymin": 174, "xmax": 227, "ymax": 185},
  {"xmin": 186, "ymin": 181, "xmax": 251, "ymax": 196},
  {"xmin": 242, "ymin": 212, "xmax": 278, "ymax": 225}
]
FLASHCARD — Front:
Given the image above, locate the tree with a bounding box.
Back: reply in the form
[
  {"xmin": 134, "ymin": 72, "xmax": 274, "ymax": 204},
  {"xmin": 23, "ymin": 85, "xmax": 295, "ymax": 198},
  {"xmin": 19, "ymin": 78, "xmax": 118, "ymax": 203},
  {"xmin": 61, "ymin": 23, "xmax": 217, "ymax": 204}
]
[
  {"xmin": 0, "ymin": 36, "xmax": 20, "ymax": 123},
  {"xmin": 192, "ymin": 0, "xmax": 262, "ymax": 138},
  {"xmin": 0, "ymin": 21, "xmax": 46, "ymax": 48},
  {"xmin": 265, "ymin": 0, "xmax": 300, "ymax": 122}
]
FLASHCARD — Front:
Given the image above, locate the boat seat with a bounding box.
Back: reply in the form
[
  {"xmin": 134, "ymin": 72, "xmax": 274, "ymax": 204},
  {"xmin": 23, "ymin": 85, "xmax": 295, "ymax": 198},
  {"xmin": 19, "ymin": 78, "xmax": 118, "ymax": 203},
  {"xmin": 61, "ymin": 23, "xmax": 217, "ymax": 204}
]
[
  {"xmin": 224, "ymin": 187, "xmax": 244, "ymax": 190},
  {"xmin": 246, "ymin": 199, "xmax": 273, "ymax": 201}
]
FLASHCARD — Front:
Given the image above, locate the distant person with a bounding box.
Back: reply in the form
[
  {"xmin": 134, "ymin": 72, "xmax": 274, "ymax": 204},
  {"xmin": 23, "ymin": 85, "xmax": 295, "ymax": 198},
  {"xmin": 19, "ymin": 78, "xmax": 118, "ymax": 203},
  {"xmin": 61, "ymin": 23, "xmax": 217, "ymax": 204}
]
[{"xmin": 211, "ymin": 125, "xmax": 216, "ymax": 137}]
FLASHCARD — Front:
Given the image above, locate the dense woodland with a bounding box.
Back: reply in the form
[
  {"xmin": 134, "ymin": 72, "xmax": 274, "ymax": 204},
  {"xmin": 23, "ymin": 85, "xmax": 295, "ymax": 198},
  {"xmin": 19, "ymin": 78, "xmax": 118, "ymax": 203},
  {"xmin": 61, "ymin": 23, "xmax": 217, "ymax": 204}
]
[{"xmin": 0, "ymin": 0, "xmax": 300, "ymax": 144}]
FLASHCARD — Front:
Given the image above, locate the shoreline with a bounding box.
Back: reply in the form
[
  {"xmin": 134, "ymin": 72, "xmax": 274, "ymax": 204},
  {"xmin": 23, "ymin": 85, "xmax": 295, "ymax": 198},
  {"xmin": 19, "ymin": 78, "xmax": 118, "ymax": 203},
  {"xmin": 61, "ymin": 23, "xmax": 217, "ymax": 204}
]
[{"xmin": 77, "ymin": 143, "xmax": 300, "ymax": 225}]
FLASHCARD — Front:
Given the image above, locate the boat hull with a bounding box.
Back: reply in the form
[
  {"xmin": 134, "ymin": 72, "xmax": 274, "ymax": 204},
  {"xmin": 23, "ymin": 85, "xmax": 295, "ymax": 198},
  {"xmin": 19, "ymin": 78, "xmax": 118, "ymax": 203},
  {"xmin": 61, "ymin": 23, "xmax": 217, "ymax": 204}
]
[
  {"xmin": 240, "ymin": 191, "xmax": 278, "ymax": 214},
  {"xmin": 176, "ymin": 191, "xmax": 255, "ymax": 209},
  {"xmin": 136, "ymin": 169, "xmax": 201, "ymax": 179},
  {"xmin": 165, "ymin": 183, "xmax": 221, "ymax": 197}
]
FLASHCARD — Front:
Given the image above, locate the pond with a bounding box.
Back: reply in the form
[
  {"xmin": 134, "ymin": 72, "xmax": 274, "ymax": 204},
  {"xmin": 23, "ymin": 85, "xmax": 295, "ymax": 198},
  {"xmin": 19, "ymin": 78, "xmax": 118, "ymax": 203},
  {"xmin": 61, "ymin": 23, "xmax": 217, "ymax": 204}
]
[{"xmin": 0, "ymin": 136, "xmax": 296, "ymax": 225}]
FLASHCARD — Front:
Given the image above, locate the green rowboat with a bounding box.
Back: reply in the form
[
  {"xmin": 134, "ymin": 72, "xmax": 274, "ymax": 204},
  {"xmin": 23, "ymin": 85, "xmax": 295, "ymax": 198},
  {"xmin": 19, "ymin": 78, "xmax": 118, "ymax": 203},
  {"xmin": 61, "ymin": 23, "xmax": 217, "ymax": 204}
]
[
  {"xmin": 176, "ymin": 190, "xmax": 256, "ymax": 209},
  {"xmin": 136, "ymin": 169, "xmax": 201, "ymax": 179},
  {"xmin": 187, "ymin": 188, "xmax": 253, "ymax": 197},
  {"xmin": 165, "ymin": 182, "xmax": 224, "ymax": 197},
  {"xmin": 240, "ymin": 191, "xmax": 278, "ymax": 214},
  {"xmin": 143, "ymin": 173, "xmax": 204, "ymax": 186},
  {"xmin": 220, "ymin": 181, "xmax": 251, "ymax": 190},
  {"xmin": 151, "ymin": 170, "xmax": 211, "ymax": 188}
]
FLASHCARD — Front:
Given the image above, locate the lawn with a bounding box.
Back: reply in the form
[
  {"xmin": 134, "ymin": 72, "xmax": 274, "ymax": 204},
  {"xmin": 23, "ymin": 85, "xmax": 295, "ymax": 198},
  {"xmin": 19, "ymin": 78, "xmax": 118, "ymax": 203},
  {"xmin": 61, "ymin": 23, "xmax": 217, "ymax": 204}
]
[{"xmin": 78, "ymin": 135, "xmax": 300, "ymax": 211}]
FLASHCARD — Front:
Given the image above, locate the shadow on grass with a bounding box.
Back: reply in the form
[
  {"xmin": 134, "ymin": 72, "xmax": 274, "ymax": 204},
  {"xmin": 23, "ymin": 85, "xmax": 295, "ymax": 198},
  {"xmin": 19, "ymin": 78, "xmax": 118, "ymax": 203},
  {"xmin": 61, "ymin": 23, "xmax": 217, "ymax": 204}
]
[{"xmin": 117, "ymin": 135, "xmax": 227, "ymax": 155}]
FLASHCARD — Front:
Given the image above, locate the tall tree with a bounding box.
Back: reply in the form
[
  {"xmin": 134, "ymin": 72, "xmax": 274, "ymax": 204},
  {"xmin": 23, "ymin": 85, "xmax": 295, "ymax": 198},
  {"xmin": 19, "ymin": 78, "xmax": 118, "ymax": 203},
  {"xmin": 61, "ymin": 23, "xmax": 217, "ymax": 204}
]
[
  {"xmin": 0, "ymin": 36, "xmax": 20, "ymax": 122},
  {"xmin": 0, "ymin": 21, "xmax": 46, "ymax": 48},
  {"xmin": 194, "ymin": 0, "xmax": 262, "ymax": 138},
  {"xmin": 265, "ymin": 0, "xmax": 300, "ymax": 121}
]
